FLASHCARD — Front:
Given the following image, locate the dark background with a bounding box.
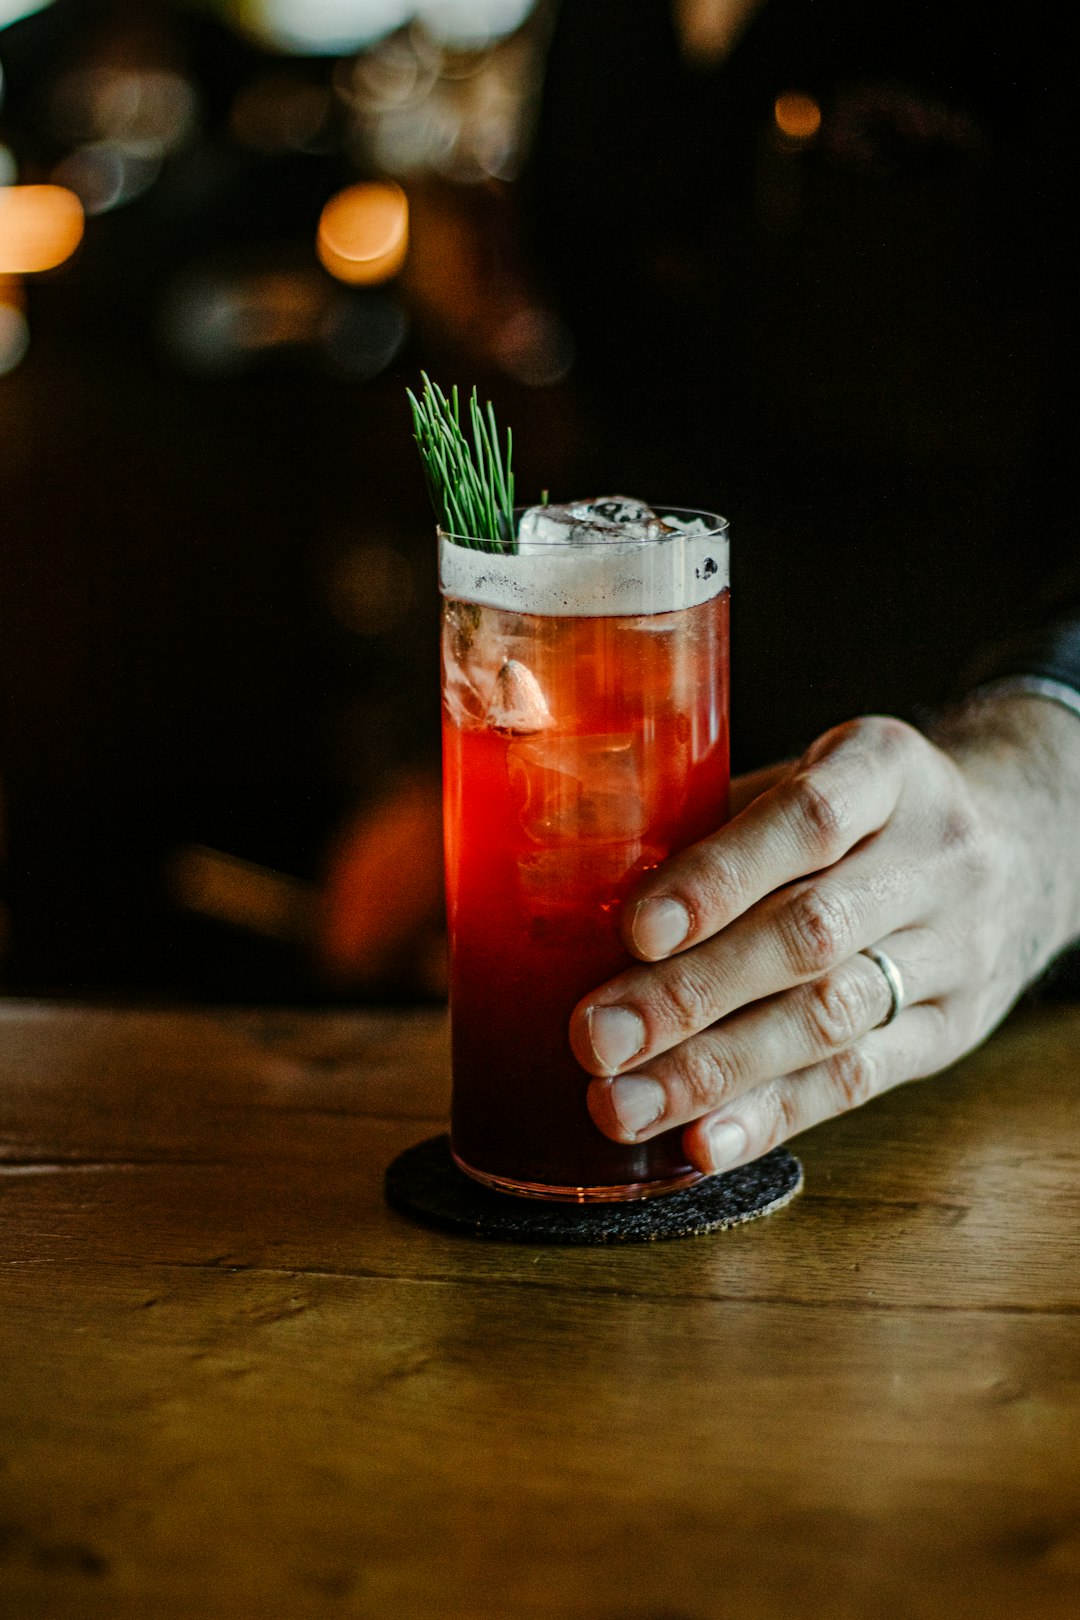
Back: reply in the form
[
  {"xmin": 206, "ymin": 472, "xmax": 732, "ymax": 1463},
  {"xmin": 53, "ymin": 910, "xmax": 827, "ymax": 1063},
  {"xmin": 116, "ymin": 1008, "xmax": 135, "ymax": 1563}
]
[
  {"xmin": 1, "ymin": 0, "xmax": 583, "ymax": 999},
  {"xmin": 1, "ymin": 0, "xmax": 1076, "ymax": 1002}
]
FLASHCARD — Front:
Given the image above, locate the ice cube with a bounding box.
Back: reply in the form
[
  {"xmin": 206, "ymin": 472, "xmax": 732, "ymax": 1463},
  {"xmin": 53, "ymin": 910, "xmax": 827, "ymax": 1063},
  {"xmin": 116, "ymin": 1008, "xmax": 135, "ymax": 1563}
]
[
  {"xmin": 442, "ymin": 610, "xmax": 501, "ymax": 728},
  {"xmin": 507, "ymin": 732, "xmax": 648, "ymax": 844},
  {"xmin": 516, "ymin": 505, "xmax": 580, "ymax": 546},
  {"xmin": 516, "ymin": 503, "xmax": 610, "ymax": 548},
  {"xmin": 569, "ymin": 496, "xmax": 663, "ymax": 532},
  {"xmin": 516, "ymin": 842, "xmax": 667, "ymax": 944},
  {"xmin": 485, "ymin": 660, "xmax": 553, "ymax": 736},
  {"xmin": 659, "ymin": 511, "xmax": 712, "ymax": 536},
  {"xmin": 517, "ymin": 494, "xmax": 671, "ymax": 550}
]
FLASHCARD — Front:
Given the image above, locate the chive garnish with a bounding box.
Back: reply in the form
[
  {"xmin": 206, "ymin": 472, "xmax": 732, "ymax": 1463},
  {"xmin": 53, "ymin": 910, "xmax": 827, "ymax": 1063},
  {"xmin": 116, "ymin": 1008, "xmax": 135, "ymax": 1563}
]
[{"xmin": 407, "ymin": 373, "xmax": 516, "ymax": 551}]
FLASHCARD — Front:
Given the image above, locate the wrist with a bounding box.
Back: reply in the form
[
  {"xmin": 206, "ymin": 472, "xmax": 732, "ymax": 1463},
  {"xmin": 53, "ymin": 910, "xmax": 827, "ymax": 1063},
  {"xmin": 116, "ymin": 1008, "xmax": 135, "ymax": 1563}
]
[{"xmin": 931, "ymin": 690, "xmax": 1080, "ymax": 980}]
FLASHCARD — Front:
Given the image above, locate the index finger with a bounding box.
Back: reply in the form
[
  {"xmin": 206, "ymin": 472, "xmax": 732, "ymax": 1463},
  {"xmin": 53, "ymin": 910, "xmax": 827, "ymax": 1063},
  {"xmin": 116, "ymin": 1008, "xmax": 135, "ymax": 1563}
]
[{"xmin": 624, "ymin": 717, "xmax": 914, "ymax": 962}]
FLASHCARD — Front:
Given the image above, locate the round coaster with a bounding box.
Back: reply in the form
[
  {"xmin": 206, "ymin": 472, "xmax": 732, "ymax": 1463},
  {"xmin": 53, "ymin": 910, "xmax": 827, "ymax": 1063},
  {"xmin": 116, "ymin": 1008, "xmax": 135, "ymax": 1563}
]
[{"xmin": 385, "ymin": 1134, "xmax": 803, "ymax": 1245}]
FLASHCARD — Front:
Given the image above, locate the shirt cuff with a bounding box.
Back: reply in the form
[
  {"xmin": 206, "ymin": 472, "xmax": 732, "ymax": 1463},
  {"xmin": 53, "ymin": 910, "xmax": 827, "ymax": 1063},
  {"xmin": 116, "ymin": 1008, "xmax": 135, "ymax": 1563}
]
[{"xmin": 973, "ymin": 674, "xmax": 1080, "ymax": 727}]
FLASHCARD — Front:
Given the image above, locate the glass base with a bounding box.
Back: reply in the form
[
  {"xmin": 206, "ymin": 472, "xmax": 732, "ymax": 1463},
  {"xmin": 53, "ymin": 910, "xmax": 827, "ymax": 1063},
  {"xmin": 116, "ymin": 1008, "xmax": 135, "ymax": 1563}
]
[{"xmin": 451, "ymin": 1148, "xmax": 705, "ymax": 1204}]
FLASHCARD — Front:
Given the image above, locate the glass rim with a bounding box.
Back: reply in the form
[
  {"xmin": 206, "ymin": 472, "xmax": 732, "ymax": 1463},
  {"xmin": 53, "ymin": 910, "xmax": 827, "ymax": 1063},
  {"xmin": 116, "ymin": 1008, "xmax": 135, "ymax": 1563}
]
[{"xmin": 438, "ymin": 503, "xmax": 728, "ymax": 549}]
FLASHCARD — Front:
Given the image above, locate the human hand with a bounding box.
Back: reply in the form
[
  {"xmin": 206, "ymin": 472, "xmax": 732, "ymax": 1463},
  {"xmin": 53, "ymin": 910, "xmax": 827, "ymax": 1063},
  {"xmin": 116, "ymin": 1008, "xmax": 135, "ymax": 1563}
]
[{"xmin": 571, "ymin": 699, "xmax": 1080, "ymax": 1174}]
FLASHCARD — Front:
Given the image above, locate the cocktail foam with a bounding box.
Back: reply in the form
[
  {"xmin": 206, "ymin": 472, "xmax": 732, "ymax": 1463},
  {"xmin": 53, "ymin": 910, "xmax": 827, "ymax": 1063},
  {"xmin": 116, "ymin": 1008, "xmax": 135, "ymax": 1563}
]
[{"xmin": 440, "ymin": 502, "xmax": 729, "ymax": 618}]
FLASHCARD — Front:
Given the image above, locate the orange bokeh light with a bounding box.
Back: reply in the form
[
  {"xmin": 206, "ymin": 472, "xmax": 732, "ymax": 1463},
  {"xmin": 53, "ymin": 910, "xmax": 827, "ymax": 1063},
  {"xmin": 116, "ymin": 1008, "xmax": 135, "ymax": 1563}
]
[
  {"xmin": 774, "ymin": 91, "xmax": 822, "ymax": 141},
  {"xmin": 317, "ymin": 181, "xmax": 408, "ymax": 286},
  {"xmin": 0, "ymin": 184, "xmax": 85, "ymax": 274}
]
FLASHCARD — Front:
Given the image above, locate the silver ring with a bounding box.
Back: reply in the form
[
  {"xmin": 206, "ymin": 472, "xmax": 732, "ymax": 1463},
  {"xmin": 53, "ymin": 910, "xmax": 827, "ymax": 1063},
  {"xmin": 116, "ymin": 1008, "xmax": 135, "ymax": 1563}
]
[{"xmin": 862, "ymin": 947, "xmax": 905, "ymax": 1027}]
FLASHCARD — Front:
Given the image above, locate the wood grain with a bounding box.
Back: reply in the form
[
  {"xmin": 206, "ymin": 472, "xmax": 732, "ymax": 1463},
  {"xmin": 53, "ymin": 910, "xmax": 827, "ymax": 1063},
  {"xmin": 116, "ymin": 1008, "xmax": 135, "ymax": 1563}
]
[{"xmin": 1, "ymin": 1000, "xmax": 1079, "ymax": 1619}]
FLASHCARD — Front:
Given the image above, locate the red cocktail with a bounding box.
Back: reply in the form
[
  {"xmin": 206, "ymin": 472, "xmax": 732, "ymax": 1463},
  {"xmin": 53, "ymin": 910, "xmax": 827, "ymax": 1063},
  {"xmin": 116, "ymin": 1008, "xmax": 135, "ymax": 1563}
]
[{"xmin": 441, "ymin": 505, "xmax": 729, "ymax": 1200}]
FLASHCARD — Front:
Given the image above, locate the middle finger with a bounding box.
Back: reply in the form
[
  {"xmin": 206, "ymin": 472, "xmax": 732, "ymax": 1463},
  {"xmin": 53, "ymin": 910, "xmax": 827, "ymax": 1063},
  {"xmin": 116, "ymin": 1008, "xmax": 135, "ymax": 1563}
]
[
  {"xmin": 570, "ymin": 834, "xmax": 935, "ymax": 1077},
  {"xmin": 587, "ymin": 925, "xmax": 943, "ymax": 1142}
]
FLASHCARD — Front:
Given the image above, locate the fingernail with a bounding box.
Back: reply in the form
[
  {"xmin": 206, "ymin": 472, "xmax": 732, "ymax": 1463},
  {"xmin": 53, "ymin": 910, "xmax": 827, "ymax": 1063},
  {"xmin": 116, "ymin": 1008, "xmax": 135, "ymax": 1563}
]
[
  {"xmin": 631, "ymin": 897, "xmax": 691, "ymax": 959},
  {"xmin": 585, "ymin": 1005, "xmax": 646, "ymax": 1073},
  {"xmin": 705, "ymin": 1119, "xmax": 748, "ymax": 1171},
  {"xmin": 609, "ymin": 1075, "xmax": 666, "ymax": 1137}
]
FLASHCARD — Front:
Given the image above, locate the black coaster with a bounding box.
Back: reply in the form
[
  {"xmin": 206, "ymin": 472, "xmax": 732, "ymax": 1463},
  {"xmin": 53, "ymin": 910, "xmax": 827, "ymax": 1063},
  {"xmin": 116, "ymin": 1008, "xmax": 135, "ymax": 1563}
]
[{"xmin": 385, "ymin": 1134, "xmax": 803, "ymax": 1245}]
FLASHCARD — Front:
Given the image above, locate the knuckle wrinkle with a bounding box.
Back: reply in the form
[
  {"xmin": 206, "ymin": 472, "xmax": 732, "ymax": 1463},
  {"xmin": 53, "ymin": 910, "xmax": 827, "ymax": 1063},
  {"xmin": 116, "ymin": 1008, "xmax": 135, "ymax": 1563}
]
[
  {"xmin": 760, "ymin": 1082, "xmax": 800, "ymax": 1149},
  {"xmin": 792, "ymin": 772, "xmax": 850, "ymax": 857},
  {"xmin": 655, "ymin": 969, "xmax": 714, "ymax": 1033},
  {"xmin": 680, "ymin": 1047, "xmax": 731, "ymax": 1113},
  {"xmin": 828, "ymin": 1045, "xmax": 875, "ymax": 1110},
  {"xmin": 808, "ymin": 972, "xmax": 864, "ymax": 1049},
  {"xmin": 787, "ymin": 887, "xmax": 851, "ymax": 974}
]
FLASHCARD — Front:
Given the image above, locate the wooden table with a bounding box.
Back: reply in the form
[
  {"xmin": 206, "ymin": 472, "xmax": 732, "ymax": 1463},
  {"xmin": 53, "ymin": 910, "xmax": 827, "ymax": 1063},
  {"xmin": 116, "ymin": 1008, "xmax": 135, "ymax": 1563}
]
[{"xmin": 1, "ymin": 1000, "xmax": 1078, "ymax": 1619}]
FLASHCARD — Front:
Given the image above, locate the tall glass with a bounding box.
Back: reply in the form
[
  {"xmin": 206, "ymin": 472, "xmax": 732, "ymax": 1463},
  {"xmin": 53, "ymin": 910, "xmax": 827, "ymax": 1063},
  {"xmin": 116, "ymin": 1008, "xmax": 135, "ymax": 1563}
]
[{"xmin": 440, "ymin": 510, "xmax": 730, "ymax": 1202}]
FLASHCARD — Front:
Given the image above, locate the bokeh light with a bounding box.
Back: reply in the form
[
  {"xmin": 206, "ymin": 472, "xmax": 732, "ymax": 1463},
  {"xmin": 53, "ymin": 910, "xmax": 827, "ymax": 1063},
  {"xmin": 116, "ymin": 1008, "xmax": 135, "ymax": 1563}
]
[
  {"xmin": 774, "ymin": 90, "xmax": 822, "ymax": 142},
  {"xmin": 342, "ymin": 27, "xmax": 536, "ymax": 181},
  {"xmin": 49, "ymin": 66, "xmax": 196, "ymax": 152},
  {"xmin": 0, "ymin": 184, "xmax": 84, "ymax": 274},
  {"xmin": 675, "ymin": 0, "xmax": 759, "ymax": 64},
  {"xmin": 317, "ymin": 181, "xmax": 409, "ymax": 285},
  {"xmin": 235, "ymin": 0, "xmax": 537, "ymax": 55},
  {"xmin": 0, "ymin": 0, "xmax": 54, "ymax": 28},
  {"xmin": 237, "ymin": 0, "xmax": 411, "ymax": 56},
  {"xmin": 162, "ymin": 267, "xmax": 329, "ymax": 374},
  {"xmin": 52, "ymin": 143, "xmax": 161, "ymax": 215},
  {"xmin": 415, "ymin": 0, "xmax": 536, "ymax": 47},
  {"xmin": 335, "ymin": 31, "xmax": 439, "ymax": 115},
  {"xmin": 0, "ymin": 274, "xmax": 29, "ymax": 375}
]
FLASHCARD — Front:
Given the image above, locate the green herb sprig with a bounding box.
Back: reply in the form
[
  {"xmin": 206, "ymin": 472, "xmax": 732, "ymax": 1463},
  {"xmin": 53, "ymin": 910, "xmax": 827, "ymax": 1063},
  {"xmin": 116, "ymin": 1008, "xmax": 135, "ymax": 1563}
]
[{"xmin": 407, "ymin": 373, "xmax": 515, "ymax": 550}]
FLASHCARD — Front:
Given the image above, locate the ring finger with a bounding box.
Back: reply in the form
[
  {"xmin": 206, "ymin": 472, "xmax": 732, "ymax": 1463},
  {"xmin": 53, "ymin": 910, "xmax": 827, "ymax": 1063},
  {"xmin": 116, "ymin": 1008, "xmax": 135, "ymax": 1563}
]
[
  {"xmin": 571, "ymin": 832, "xmax": 949, "ymax": 1079},
  {"xmin": 587, "ymin": 927, "xmax": 945, "ymax": 1144},
  {"xmin": 682, "ymin": 998, "xmax": 955, "ymax": 1175}
]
